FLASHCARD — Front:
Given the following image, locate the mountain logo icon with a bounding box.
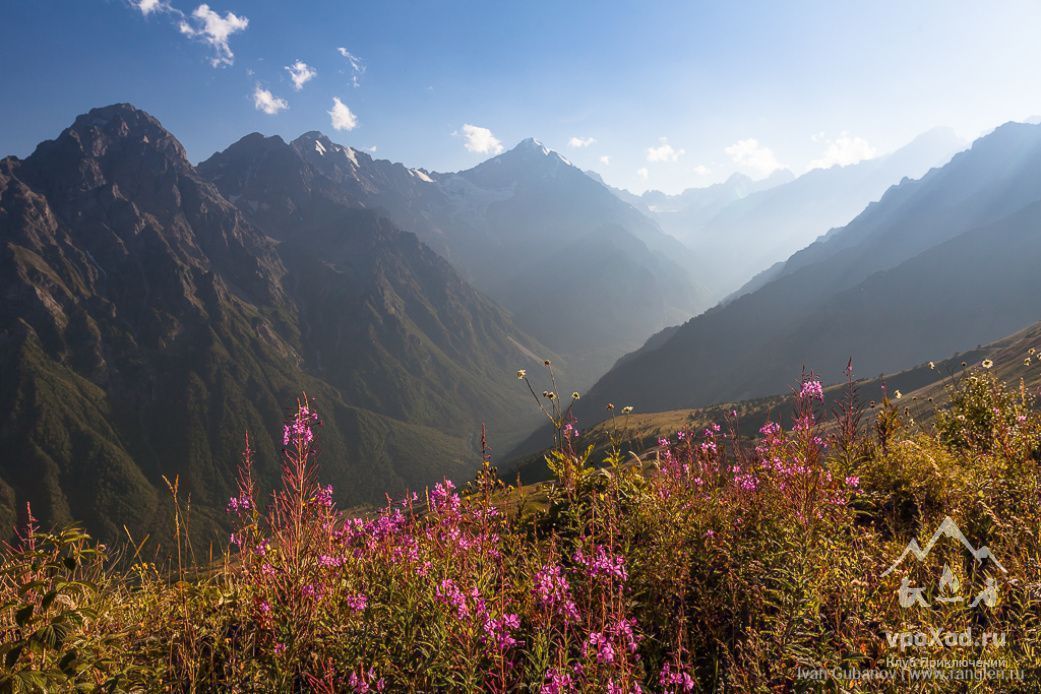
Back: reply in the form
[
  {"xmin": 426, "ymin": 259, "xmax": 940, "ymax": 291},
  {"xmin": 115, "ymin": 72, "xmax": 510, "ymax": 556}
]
[{"xmin": 882, "ymin": 516, "xmax": 1006, "ymax": 577}]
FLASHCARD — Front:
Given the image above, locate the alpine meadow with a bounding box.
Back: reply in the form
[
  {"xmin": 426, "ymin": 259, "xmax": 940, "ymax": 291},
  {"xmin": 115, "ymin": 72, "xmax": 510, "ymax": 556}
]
[{"xmin": 3, "ymin": 2, "xmax": 1041, "ymax": 691}]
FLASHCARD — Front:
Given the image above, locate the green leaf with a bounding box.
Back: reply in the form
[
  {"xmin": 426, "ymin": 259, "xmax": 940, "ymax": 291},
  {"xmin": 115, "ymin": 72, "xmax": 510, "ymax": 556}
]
[
  {"xmin": 58, "ymin": 649, "xmax": 79, "ymax": 674},
  {"xmin": 4, "ymin": 643, "xmax": 23, "ymax": 669},
  {"xmin": 14, "ymin": 604, "xmax": 33, "ymax": 627}
]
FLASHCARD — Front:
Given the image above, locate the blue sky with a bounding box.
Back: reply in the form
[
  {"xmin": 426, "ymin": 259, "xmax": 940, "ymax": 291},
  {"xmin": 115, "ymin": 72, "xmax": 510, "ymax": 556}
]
[{"xmin": 3, "ymin": 1, "xmax": 1041, "ymax": 193}]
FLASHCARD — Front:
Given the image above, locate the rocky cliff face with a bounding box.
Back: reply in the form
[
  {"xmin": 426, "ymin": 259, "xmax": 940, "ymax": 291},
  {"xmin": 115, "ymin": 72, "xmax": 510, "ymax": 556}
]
[{"xmin": 0, "ymin": 105, "xmax": 548, "ymax": 539}]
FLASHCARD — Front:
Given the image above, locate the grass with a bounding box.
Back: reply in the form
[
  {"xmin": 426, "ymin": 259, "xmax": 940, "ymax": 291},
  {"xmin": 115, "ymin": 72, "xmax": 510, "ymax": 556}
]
[{"xmin": 2, "ymin": 355, "xmax": 1041, "ymax": 691}]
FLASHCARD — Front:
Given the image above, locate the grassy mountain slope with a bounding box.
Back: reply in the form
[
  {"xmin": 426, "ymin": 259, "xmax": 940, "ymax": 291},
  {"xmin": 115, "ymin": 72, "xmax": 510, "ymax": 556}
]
[
  {"xmin": 511, "ymin": 318, "xmax": 1041, "ymax": 483},
  {"xmin": 0, "ymin": 105, "xmax": 547, "ymax": 539}
]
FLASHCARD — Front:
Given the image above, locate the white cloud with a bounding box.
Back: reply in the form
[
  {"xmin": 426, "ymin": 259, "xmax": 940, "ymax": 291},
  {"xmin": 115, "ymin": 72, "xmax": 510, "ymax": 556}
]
[
  {"xmin": 328, "ymin": 97, "xmax": 358, "ymax": 131},
  {"xmin": 807, "ymin": 132, "xmax": 877, "ymax": 170},
  {"xmin": 337, "ymin": 47, "xmax": 366, "ymax": 87},
  {"xmin": 692, "ymin": 164, "xmax": 711, "ymax": 176},
  {"xmin": 599, "ymin": 155, "xmax": 611, "ymax": 166},
  {"xmin": 568, "ymin": 136, "xmax": 596, "ymax": 148},
  {"xmin": 131, "ymin": 0, "xmax": 169, "ymax": 15},
  {"xmin": 646, "ymin": 137, "xmax": 685, "ymax": 162},
  {"xmin": 724, "ymin": 138, "xmax": 783, "ymax": 177},
  {"xmin": 253, "ymin": 85, "xmax": 288, "ymax": 115},
  {"xmin": 178, "ymin": 4, "xmax": 248, "ymax": 67},
  {"xmin": 285, "ymin": 60, "xmax": 316, "ymax": 91},
  {"xmin": 461, "ymin": 124, "xmax": 504, "ymax": 155},
  {"xmin": 367, "ymin": 145, "xmax": 378, "ymax": 153},
  {"xmin": 637, "ymin": 167, "xmax": 649, "ymax": 180}
]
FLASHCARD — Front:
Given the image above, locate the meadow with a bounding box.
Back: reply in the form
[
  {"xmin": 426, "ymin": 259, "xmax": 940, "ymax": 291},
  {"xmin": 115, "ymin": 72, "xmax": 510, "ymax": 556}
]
[{"xmin": 2, "ymin": 362, "xmax": 1040, "ymax": 692}]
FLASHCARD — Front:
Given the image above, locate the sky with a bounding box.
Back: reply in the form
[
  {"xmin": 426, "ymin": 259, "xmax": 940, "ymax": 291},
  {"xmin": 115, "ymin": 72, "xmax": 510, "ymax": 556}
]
[{"xmin": 2, "ymin": 1, "xmax": 1041, "ymax": 194}]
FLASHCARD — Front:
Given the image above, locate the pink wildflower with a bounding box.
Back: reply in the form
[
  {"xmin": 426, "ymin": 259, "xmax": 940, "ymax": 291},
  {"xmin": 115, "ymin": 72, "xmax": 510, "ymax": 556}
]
[
  {"xmin": 799, "ymin": 378, "xmax": 824, "ymax": 402},
  {"xmin": 540, "ymin": 668, "xmax": 575, "ymax": 693},
  {"xmin": 533, "ymin": 563, "xmax": 580, "ymax": 621},
  {"xmin": 573, "ymin": 545, "xmax": 628, "ymax": 583},
  {"xmin": 483, "ymin": 613, "xmax": 522, "ymax": 650}
]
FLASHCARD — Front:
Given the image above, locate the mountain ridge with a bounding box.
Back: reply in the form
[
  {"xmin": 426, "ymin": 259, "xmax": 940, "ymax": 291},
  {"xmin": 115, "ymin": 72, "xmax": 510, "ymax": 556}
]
[
  {"xmin": 506, "ymin": 120, "xmax": 1041, "ymax": 458},
  {"xmin": 0, "ymin": 104, "xmax": 550, "ymax": 539}
]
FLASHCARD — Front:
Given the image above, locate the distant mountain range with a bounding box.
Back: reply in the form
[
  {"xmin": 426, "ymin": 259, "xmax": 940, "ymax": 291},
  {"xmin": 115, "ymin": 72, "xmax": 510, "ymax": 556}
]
[
  {"xmin": 621, "ymin": 128, "xmax": 966, "ymax": 298},
  {"xmin": 0, "ymin": 105, "xmax": 552, "ymax": 537},
  {"xmin": 240, "ymin": 133, "xmax": 709, "ymax": 387},
  {"xmin": 539, "ymin": 120, "xmax": 1041, "ymax": 445}
]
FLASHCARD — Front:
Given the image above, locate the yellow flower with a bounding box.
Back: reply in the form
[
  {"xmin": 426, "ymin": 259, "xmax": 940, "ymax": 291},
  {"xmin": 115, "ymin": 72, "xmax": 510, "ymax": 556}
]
[
  {"xmin": 894, "ymin": 390, "xmax": 903, "ymax": 400},
  {"xmin": 606, "ymin": 403, "xmax": 615, "ymax": 410},
  {"xmin": 571, "ymin": 391, "xmax": 581, "ymax": 400},
  {"xmin": 982, "ymin": 359, "xmax": 993, "ymax": 369},
  {"xmin": 1030, "ymin": 347, "xmax": 1037, "ymax": 355},
  {"xmin": 621, "ymin": 405, "xmax": 634, "ymax": 414},
  {"xmin": 516, "ymin": 369, "xmax": 527, "ymax": 379},
  {"xmin": 928, "ymin": 361, "xmax": 936, "ymax": 370},
  {"xmin": 1025, "ymin": 358, "xmax": 1032, "ymax": 367}
]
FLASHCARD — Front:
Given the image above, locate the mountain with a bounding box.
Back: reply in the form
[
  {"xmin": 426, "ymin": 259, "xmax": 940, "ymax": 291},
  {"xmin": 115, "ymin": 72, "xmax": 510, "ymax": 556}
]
[
  {"xmin": 281, "ymin": 134, "xmax": 709, "ymax": 387},
  {"xmin": 513, "ymin": 315, "xmax": 1041, "ymax": 484},
  {"xmin": 632, "ymin": 169, "xmax": 794, "ymax": 218},
  {"xmin": 0, "ymin": 105, "xmax": 550, "ymax": 538},
  {"xmin": 644, "ymin": 128, "xmax": 967, "ymax": 298},
  {"xmin": 515, "ymin": 121, "xmax": 1041, "ymax": 452}
]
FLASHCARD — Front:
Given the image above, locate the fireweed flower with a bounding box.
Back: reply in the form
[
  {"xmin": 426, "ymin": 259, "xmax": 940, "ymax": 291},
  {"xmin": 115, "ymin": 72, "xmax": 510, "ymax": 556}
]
[
  {"xmin": 282, "ymin": 404, "xmax": 320, "ymax": 447},
  {"xmin": 436, "ymin": 578, "xmax": 476, "ymax": 620},
  {"xmin": 585, "ymin": 631, "xmax": 615, "ymax": 664},
  {"xmin": 346, "ymin": 593, "xmax": 368, "ymax": 612},
  {"xmin": 540, "ymin": 668, "xmax": 575, "ymax": 694},
  {"xmin": 573, "ymin": 545, "xmax": 628, "ymax": 583},
  {"xmin": 226, "ymin": 492, "xmax": 252, "ymax": 513},
  {"xmin": 429, "ymin": 480, "xmax": 461, "ymax": 514},
  {"xmin": 659, "ymin": 661, "xmax": 696, "ymax": 692},
  {"xmin": 799, "ymin": 378, "xmax": 824, "ymax": 401},
  {"xmin": 533, "ymin": 563, "xmax": 580, "ymax": 621},
  {"xmin": 347, "ymin": 668, "xmax": 386, "ymax": 693},
  {"xmin": 483, "ymin": 613, "xmax": 522, "ymax": 650},
  {"xmin": 315, "ymin": 484, "xmax": 334, "ymax": 508}
]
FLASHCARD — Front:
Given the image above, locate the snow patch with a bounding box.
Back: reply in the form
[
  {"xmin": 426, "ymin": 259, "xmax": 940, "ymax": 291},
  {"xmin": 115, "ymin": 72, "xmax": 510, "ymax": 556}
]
[
  {"xmin": 339, "ymin": 145, "xmax": 359, "ymax": 168},
  {"xmin": 314, "ymin": 140, "xmax": 326, "ymax": 156}
]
